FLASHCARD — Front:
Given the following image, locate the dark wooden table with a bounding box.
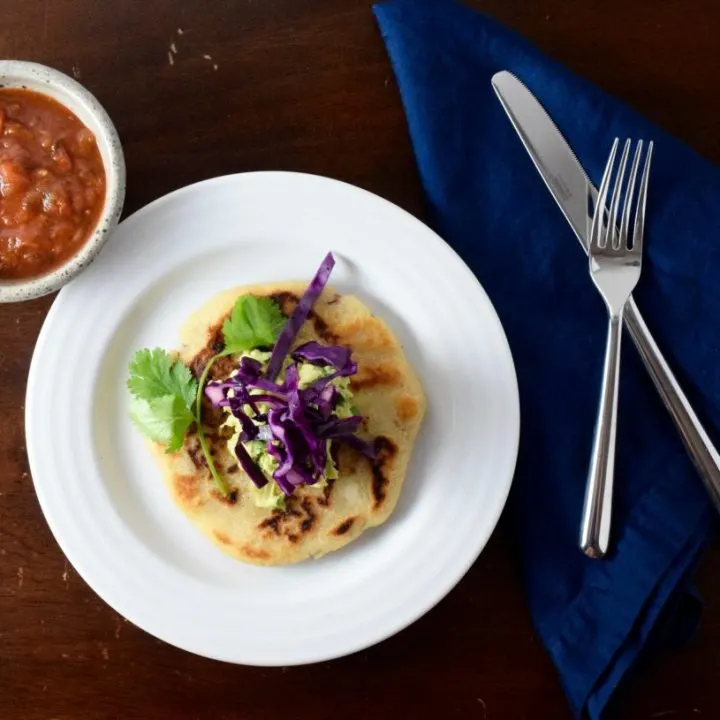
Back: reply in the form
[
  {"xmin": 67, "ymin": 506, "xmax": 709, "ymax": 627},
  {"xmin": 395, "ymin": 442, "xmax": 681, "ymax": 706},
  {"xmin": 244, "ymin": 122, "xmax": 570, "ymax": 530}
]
[{"xmin": 1, "ymin": 1, "xmax": 718, "ymax": 718}]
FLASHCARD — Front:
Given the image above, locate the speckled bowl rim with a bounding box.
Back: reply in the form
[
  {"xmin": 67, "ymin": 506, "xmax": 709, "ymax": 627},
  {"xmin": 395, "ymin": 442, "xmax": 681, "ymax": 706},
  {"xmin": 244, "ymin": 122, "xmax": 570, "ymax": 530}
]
[{"xmin": 0, "ymin": 60, "xmax": 126, "ymax": 303}]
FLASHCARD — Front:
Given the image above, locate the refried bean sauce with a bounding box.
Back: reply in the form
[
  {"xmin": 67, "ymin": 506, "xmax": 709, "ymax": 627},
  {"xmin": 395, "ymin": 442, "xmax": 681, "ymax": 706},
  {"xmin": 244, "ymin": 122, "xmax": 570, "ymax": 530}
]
[{"xmin": 0, "ymin": 89, "xmax": 106, "ymax": 280}]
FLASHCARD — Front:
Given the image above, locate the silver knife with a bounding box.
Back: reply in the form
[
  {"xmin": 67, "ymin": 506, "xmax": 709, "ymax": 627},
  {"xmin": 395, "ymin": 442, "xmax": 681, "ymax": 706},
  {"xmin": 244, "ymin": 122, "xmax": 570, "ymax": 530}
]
[{"xmin": 491, "ymin": 69, "xmax": 720, "ymax": 513}]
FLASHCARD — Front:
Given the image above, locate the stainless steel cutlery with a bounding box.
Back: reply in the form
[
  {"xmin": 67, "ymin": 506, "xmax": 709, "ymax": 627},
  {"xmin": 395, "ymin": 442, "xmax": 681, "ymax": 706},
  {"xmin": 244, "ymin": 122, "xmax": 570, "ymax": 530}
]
[
  {"xmin": 580, "ymin": 139, "xmax": 652, "ymax": 558},
  {"xmin": 492, "ymin": 70, "xmax": 720, "ymax": 548}
]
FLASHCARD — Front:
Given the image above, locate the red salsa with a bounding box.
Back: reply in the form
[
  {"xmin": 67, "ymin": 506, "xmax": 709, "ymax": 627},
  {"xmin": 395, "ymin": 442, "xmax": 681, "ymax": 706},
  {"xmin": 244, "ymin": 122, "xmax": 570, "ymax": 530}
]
[{"xmin": 0, "ymin": 88, "xmax": 106, "ymax": 280}]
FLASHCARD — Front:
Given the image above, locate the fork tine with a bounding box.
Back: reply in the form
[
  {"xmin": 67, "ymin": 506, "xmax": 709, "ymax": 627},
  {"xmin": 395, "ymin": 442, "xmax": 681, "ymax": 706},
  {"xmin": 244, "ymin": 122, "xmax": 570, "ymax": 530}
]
[
  {"xmin": 591, "ymin": 138, "xmax": 619, "ymax": 251},
  {"xmin": 608, "ymin": 139, "xmax": 631, "ymax": 248},
  {"xmin": 632, "ymin": 141, "xmax": 653, "ymax": 254},
  {"xmin": 619, "ymin": 141, "xmax": 643, "ymax": 249}
]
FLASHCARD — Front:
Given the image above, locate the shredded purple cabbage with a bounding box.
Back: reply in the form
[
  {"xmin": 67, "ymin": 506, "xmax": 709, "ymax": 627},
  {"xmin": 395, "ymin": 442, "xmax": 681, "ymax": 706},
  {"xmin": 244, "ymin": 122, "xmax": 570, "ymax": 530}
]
[
  {"xmin": 292, "ymin": 341, "xmax": 352, "ymax": 370},
  {"xmin": 205, "ymin": 252, "xmax": 375, "ymax": 497},
  {"xmin": 208, "ymin": 359, "xmax": 375, "ymax": 494},
  {"xmin": 204, "ymin": 384, "xmax": 227, "ymax": 406},
  {"xmin": 233, "ymin": 438, "xmax": 268, "ymax": 489},
  {"xmin": 265, "ymin": 252, "xmax": 335, "ymax": 382}
]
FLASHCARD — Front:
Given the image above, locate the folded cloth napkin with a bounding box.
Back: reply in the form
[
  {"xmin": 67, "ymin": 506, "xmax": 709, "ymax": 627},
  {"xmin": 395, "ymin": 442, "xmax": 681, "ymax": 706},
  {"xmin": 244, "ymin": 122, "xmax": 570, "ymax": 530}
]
[{"xmin": 373, "ymin": 1, "xmax": 718, "ymax": 717}]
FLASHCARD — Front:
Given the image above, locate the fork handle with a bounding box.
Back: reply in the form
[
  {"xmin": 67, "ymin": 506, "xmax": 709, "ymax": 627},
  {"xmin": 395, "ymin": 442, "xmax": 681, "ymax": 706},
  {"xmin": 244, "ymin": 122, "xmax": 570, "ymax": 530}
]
[
  {"xmin": 581, "ymin": 312, "xmax": 623, "ymax": 559},
  {"xmin": 624, "ymin": 296, "xmax": 720, "ymax": 511}
]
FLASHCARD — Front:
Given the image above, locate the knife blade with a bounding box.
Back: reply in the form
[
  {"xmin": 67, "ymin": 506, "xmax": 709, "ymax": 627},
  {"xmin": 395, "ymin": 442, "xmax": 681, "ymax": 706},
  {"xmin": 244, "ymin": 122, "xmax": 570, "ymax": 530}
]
[
  {"xmin": 492, "ymin": 71, "xmax": 594, "ymax": 248},
  {"xmin": 491, "ymin": 69, "xmax": 720, "ymax": 513}
]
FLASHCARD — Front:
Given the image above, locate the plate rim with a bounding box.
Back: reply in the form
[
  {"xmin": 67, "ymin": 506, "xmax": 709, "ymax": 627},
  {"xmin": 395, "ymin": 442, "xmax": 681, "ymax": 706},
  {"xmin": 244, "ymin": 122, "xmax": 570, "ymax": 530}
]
[{"xmin": 25, "ymin": 170, "xmax": 521, "ymax": 665}]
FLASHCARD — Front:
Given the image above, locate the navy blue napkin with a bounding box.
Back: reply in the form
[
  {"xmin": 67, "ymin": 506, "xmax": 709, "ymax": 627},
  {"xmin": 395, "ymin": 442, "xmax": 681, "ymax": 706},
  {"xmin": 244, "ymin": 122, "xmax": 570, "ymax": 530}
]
[{"xmin": 373, "ymin": 1, "xmax": 718, "ymax": 717}]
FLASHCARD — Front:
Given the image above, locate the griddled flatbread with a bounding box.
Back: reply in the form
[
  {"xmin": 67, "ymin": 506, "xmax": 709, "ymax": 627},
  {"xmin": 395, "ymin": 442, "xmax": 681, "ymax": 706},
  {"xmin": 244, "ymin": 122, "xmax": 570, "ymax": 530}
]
[{"xmin": 151, "ymin": 282, "xmax": 426, "ymax": 565}]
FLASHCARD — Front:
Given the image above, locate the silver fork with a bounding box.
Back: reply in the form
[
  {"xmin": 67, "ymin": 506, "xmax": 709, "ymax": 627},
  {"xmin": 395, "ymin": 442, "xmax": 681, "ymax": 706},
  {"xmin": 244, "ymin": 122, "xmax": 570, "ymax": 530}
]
[{"xmin": 580, "ymin": 137, "xmax": 653, "ymax": 559}]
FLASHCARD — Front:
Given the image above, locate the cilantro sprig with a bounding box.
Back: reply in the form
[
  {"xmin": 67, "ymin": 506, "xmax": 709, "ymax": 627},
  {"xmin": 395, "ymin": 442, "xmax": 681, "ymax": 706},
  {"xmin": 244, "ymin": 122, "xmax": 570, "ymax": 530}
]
[
  {"xmin": 129, "ymin": 394, "xmax": 195, "ymax": 452},
  {"xmin": 126, "ymin": 295, "xmax": 286, "ymax": 496},
  {"xmin": 127, "ymin": 349, "xmax": 197, "ymax": 453},
  {"xmin": 127, "ymin": 348, "xmax": 197, "ymax": 408},
  {"xmin": 222, "ymin": 295, "xmax": 285, "ymax": 354}
]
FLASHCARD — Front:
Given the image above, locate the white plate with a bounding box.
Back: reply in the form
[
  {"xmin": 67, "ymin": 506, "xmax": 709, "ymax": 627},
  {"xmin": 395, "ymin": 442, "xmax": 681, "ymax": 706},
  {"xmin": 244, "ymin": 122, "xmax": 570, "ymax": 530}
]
[{"xmin": 26, "ymin": 172, "xmax": 519, "ymax": 665}]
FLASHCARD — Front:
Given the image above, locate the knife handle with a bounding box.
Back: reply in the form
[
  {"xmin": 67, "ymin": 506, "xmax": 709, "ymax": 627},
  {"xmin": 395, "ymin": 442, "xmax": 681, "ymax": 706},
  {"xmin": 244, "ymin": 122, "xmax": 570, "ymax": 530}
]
[{"xmin": 624, "ymin": 296, "xmax": 720, "ymax": 511}]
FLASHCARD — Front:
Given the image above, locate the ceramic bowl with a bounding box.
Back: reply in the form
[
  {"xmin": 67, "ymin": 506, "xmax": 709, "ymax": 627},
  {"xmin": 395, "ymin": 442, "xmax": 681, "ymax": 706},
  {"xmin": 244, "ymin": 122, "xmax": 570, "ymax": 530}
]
[{"xmin": 0, "ymin": 60, "xmax": 125, "ymax": 303}]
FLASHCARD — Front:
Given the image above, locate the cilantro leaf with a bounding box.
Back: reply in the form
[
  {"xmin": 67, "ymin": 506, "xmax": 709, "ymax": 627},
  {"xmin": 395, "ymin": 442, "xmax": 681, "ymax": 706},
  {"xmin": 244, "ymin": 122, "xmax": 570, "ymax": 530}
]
[
  {"xmin": 127, "ymin": 348, "xmax": 197, "ymax": 406},
  {"xmin": 128, "ymin": 395, "xmax": 193, "ymax": 453},
  {"xmin": 127, "ymin": 348, "xmax": 197, "ymax": 452},
  {"xmin": 222, "ymin": 296, "xmax": 285, "ymax": 354},
  {"xmin": 170, "ymin": 359, "xmax": 197, "ymax": 409}
]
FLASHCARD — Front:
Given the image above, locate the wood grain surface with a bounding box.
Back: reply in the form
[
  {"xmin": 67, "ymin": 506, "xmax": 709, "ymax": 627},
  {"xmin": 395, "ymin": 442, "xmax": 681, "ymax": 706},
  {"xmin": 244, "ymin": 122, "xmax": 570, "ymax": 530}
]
[{"xmin": 1, "ymin": 1, "xmax": 718, "ymax": 718}]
